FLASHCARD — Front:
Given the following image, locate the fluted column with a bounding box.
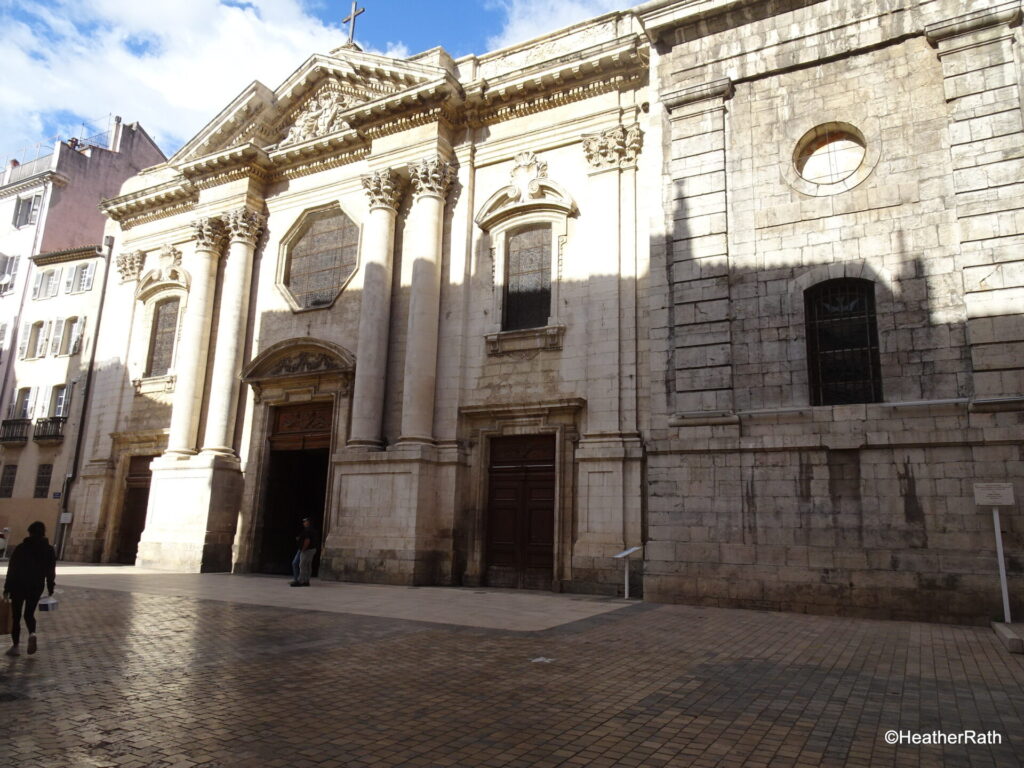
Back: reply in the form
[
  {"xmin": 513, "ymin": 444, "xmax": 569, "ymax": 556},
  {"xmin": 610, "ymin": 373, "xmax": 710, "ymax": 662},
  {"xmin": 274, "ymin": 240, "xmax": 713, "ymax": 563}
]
[
  {"xmin": 165, "ymin": 217, "xmax": 226, "ymax": 455},
  {"xmin": 201, "ymin": 207, "xmax": 265, "ymax": 456},
  {"xmin": 349, "ymin": 169, "xmax": 403, "ymax": 448},
  {"xmin": 399, "ymin": 157, "xmax": 455, "ymax": 444}
]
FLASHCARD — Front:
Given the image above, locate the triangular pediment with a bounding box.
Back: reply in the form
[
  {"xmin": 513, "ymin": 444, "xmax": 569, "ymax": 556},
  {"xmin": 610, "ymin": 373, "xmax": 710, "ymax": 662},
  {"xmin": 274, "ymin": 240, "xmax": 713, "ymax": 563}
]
[{"xmin": 170, "ymin": 49, "xmax": 450, "ymax": 164}]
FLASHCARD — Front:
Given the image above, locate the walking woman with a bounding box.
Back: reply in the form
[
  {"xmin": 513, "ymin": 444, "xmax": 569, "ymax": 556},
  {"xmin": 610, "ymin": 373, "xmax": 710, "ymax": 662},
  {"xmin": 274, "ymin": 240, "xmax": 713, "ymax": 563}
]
[{"xmin": 3, "ymin": 521, "xmax": 56, "ymax": 656}]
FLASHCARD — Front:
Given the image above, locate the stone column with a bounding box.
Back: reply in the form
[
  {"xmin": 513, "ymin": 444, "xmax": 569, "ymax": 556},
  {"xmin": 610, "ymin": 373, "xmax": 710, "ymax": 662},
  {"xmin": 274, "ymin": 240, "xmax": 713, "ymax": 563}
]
[
  {"xmin": 398, "ymin": 157, "xmax": 454, "ymax": 444},
  {"xmin": 201, "ymin": 207, "xmax": 265, "ymax": 456},
  {"xmin": 165, "ymin": 217, "xmax": 226, "ymax": 456},
  {"xmin": 349, "ymin": 169, "xmax": 403, "ymax": 448}
]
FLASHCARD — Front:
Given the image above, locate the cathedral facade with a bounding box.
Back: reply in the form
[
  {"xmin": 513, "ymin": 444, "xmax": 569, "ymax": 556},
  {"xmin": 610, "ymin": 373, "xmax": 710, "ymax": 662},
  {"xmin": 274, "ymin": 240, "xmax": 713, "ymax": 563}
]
[{"xmin": 65, "ymin": 0, "xmax": 1022, "ymax": 623}]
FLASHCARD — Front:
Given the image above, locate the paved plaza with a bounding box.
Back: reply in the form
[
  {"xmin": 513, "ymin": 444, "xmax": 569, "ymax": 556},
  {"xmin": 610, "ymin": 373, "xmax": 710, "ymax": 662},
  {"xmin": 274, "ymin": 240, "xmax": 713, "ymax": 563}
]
[{"xmin": 1, "ymin": 567, "xmax": 1022, "ymax": 768}]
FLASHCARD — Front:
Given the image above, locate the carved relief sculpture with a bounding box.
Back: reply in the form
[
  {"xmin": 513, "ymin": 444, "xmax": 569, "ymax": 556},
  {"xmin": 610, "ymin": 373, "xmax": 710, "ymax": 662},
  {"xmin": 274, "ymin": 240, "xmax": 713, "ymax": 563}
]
[
  {"xmin": 583, "ymin": 124, "xmax": 644, "ymax": 170},
  {"xmin": 116, "ymin": 250, "xmax": 146, "ymax": 281},
  {"xmin": 362, "ymin": 168, "xmax": 404, "ymax": 210},
  {"xmin": 409, "ymin": 157, "xmax": 456, "ymax": 200},
  {"xmin": 225, "ymin": 208, "xmax": 267, "ymax": 245},
  {"xmin": 280, "ymin": 88, "xmax": 363, "ymax": 147}
]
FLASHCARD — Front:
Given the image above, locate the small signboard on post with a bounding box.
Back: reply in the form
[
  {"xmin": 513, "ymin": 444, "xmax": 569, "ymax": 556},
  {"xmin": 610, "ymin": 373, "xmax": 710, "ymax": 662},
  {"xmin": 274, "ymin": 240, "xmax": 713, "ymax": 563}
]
[
  {"xmin": 613, "ymin": 545, "xmax": 643, "ymax": 599},
  {"xmin": 974, "ymin": 483, "xmax": 1015, "ymax": 624}
]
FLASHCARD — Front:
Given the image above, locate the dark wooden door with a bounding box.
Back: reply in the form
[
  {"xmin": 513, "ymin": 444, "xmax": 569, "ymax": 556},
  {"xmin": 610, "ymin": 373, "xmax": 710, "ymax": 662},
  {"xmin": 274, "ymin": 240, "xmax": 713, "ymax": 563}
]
[
  {"xmin": 486, "ymin": 435, "xmax": 555, "ymax": 590},
  {"xmin": 258, "ymin": 402, "xmax": 332, "ymax": 574},
  {"xmin": 116, "ymin": 455, "xmax": 155, "ymax": 565}
]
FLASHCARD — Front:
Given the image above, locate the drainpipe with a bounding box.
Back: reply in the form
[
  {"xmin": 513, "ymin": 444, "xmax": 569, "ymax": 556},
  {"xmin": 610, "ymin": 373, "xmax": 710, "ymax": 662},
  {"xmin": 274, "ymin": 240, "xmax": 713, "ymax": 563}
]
[{"xmin": 56, "ymin": 235, "xmax": 113, "ymax": 559}]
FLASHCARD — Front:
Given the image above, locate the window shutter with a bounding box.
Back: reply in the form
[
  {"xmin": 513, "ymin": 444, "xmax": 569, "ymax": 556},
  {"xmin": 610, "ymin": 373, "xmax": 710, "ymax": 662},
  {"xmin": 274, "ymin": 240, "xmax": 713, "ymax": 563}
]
[
  {"xmin": 29, "ymin": 195, "xmax": 41, "ymax": 225},
  {"xmin": 48, "ymin": 268, "xmax": 61, "ymax": 298},
  {"xmin": 10, "ymin": 200, "xmax": 18, "ymax": 227},
  {"xmin": 37, "ymin": 321, "xmax": 52, "ymax": 358},
  {"xmin": 32, "ymin": 270, "xmax": 43, "ymax": 299},
  {"xmin": 50, "ymin": 317, "xmax": 65, "ymax": 355},
  {"xmin": 64, "ymin": 268, "xmax": 75, "ymax": 293},
  {"xmin": 70, "ymin": 316, "xmax": 85, "ymax": 354},
  {"xmin": 27, "ymin": 387, "xmax": 37, "ymax": 418},
  {"xmin": 81, "ymin": 262, "xmax": 96, "ymax": 291},
  {"xmin": 38, "ymin": 386, "xmax": 50, "ymax": 418},
  {"xmin": 17, "ymin": 323, "xmax": 29, "ymax": 359}
]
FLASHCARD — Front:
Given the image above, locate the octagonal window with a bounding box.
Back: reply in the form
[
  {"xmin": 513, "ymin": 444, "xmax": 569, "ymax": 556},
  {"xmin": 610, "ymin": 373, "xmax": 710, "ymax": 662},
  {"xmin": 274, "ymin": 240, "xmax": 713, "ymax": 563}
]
[{"xmin": 282, "ymin": 205, "xmax": 360, "ymax": 310}]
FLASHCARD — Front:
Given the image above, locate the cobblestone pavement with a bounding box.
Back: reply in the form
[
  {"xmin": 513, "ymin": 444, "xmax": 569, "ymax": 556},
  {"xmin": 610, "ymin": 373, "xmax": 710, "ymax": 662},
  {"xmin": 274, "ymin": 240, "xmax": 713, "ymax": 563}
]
[{"xmin": 2, "ymin": 583, "xmax": 1023, "ymax": 768}]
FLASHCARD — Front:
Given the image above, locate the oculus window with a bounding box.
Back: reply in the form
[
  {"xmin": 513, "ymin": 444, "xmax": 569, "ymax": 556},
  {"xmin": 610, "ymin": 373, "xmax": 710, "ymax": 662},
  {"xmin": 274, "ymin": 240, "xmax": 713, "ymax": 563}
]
[
  {"xmin": 280, "ymin": 205, "xmax": 360, "ymax": 311},
  {"xmin": 805, "ymin": 278, "xmax": 882, "ymax": 406}
]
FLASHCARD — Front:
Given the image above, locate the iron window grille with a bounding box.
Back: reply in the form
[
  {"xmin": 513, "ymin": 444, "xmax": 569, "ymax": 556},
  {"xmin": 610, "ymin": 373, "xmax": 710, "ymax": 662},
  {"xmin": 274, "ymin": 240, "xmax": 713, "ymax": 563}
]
[{"xmin": 805, "ymin": 278, "xmax": 883, "ymax": 406}]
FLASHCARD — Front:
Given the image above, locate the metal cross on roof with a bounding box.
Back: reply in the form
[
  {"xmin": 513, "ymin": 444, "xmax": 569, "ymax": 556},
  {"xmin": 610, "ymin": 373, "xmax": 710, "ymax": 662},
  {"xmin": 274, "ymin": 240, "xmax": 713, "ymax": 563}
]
[{"xmin": 343, "ymin": 1, "xmax": 365, "ymax": 43}]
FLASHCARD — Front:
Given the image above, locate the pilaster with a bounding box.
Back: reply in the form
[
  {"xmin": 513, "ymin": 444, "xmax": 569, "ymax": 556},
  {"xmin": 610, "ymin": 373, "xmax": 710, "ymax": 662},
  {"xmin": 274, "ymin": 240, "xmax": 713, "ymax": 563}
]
[{"xmin": 925, "ymin": 3, "xmax": 1024, "ymax": 403}]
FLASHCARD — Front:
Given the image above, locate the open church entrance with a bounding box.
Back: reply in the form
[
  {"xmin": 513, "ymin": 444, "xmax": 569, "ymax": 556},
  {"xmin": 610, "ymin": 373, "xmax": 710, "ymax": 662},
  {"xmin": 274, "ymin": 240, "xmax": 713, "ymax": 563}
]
[
  {"xmin": 115, "ymin": 455, "xmax": 157, "ymax": 565},
  {"xmin": 257, "ymin": 402, "xmax": 331, "ymax": 575},
  {"xmin": 485, "ymin": 435, "xmax": 556, "ymax": 590}
]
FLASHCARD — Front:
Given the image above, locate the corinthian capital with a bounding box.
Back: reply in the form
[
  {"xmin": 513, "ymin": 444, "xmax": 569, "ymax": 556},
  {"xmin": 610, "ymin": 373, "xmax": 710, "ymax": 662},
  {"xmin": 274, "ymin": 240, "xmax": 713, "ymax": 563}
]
[
  {"xmin": 583, "ymin": 124, "xmax": 643, "ymax": 171},
  {"xmin": 409, "ymin": 157, "xmax": 455, "ymax": 200},
  {"xmin": 225, "ymin": 207, "xmax": 266, "ymax": 245},
  {"xmin": 116, "ymin": 250, "xmax": 145, "ymax": 282},
  {"xmin": 362, "ymin": 169, "xmax": 404, "ymax": 210},
  {"xmin": 191, "ymin": 216, "xmax": 227, "ymax": 252}
]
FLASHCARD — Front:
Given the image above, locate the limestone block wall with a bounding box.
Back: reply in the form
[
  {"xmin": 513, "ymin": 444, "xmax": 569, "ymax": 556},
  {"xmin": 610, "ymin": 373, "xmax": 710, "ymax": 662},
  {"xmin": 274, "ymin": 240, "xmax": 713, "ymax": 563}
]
[{"xmin": 641, "ymin": 0, "xmax": 1024, "ymax": 623}]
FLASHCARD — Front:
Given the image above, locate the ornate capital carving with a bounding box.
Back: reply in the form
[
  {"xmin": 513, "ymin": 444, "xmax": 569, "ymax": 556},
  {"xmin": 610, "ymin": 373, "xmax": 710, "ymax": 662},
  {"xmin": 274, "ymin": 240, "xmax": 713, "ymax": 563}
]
[
  {"xmin": 116, "ymin": 250, "xmax": 145, "ymax": 282},
  {"xmin": 225, "ymin": 207, "xmax": 266, "ymax": 245},
  {"xmin": 409, "ymin": 157, "xmax": 456, "ymax": 200},
  {"xmin": 582, "ymin": 124, "xmax": 643, "ymax": 171},
  {"xmin": 191, "ymin": 217, "xmax": 227, "ymax": 252},
  {"xmin": 362, "ymin": 169, "xmax": 404, "ymax": 210}
]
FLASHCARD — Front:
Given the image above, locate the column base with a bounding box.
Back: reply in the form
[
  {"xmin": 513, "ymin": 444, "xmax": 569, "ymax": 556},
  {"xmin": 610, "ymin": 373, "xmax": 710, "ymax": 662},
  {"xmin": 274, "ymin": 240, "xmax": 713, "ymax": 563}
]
[{"xmin": 346, "ymin": 438, "xmax": 386, "ymax": 451}]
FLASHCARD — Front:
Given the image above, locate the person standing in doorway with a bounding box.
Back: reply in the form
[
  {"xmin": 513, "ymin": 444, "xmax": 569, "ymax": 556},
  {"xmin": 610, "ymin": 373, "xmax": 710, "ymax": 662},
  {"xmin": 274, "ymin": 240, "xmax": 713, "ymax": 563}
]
[
  {"xmin": 3, "ymin": 521, "xmax": 57, "ymax": 656},
  {"xmin": 290, "ymin": 517, "xmax": 319, "ymax": 587}
]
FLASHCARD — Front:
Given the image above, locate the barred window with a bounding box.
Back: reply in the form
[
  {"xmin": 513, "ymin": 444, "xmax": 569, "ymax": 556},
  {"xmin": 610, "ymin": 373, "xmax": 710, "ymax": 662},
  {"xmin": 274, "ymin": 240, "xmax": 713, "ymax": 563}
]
[
  {"xmin": 503, "ymin": 224, "xmax": 551, "ymax": 331},
  {"xmin": 285, "ymin": 208, "xmax": 359, "ymax": 310},
  {"xmin": 33, "ymin": 464, "xmax": 52, "ymax": 499},
  {"xmin": 0, "ymin": 465, "xmax": 17, "ymax": 498},
  {"xmin": 805, "ymin": 278, "xmax": 882, "ymax": 406},
  {"xmin": 146, "ymin": 297, "xmax": 179, "ymax": 377}
]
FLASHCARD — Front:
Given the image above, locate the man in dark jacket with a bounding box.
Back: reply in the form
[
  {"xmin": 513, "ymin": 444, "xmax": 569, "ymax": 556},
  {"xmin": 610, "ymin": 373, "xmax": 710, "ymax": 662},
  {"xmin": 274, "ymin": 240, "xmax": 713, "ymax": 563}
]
[{"xmin": 3, "ymin": 521, "xmax": 56, "ymax": 656}]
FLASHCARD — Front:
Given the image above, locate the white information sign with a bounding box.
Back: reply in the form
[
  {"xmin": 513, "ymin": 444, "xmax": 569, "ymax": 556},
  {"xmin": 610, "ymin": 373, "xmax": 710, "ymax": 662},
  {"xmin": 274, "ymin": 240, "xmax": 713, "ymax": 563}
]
[{"xmin": 973, "ymin": 483, "xmax": 1015, "ymax": 506}]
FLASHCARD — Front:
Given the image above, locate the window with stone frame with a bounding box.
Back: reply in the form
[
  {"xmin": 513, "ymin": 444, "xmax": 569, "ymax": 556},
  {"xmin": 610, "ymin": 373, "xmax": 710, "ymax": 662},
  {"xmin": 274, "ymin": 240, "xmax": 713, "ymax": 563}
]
[
  {"xmin": 282, "ymin": 206, "xmax": 360, "ymax": 311},
  {"xmin": 805, "ymin": 278, "xmax": 882, "ymax": 406},
  {"xmin": 0, "ymin": 254, "xmax": 17, "ymax": 295},
  {"xmin": 145, "ymin": 297, "xmax": 180, "ymax": 377},
  {"xmin": 32, "ymin": 268, "xmax": 61, "ymax": 300},
  {"xmin": 33, "ymin": 464, "xmax": 52, "ymax": 499},
  {"xmin": 50, "ymin": 385, "xmax": 68, "ymax": 417},
  {"xmin": 502, "ymin": 223, "xmax": 553, "ymax": 331},
  {"xmin": 10, "ymin": 388, "xmax": 33, "ymax": 419},
  {"xmin": 65, "ymin": 262, "xmax": 96, "ymax": 294},
  {"xmin": 0, "ymin": 465, "xmax": 17, "ymax": 498},
  {"xmin": 12, "ymin": 195, "xmax": 41, "ymax": 228}
]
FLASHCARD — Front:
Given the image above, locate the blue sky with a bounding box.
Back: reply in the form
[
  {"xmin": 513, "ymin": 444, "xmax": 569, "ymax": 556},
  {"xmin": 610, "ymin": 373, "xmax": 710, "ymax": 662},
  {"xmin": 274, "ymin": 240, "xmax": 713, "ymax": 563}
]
[{"xmin": 0, "ymin": 0, "xmax": 624, "ymax": 161}]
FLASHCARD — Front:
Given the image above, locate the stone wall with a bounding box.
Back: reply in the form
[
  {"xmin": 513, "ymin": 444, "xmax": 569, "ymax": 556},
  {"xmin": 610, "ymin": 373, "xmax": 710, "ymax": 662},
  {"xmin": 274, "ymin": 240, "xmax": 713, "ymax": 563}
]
[{"xmin": 641, "ymin": 0, "xmax": 1024, "ymax": 623}]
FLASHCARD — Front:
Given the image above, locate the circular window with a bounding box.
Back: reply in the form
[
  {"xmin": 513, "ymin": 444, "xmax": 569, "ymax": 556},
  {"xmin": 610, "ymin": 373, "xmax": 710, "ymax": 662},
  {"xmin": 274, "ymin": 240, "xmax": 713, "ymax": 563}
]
[{"xmin": 794, "ymin": 124, "xmax": 866, "ymax": 185}]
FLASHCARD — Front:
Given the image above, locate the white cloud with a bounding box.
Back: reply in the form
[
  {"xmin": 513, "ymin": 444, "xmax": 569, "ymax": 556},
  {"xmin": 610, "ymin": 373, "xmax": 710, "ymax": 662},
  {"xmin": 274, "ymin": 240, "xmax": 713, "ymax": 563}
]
[
  {"xmin": 485, "ymin": 0, "xmax": 624, "ymax": 51},
  {"xmin": 0, "ymin": 0, "xmax": 393, "ymax": 159}
]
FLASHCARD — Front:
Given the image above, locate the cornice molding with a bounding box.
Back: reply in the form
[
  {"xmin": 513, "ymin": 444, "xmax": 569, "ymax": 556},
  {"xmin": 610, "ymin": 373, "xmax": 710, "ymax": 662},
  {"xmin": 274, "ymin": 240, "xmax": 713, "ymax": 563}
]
[
  {"xmin": 0, "ymin": 170, "xmax": 69, "ymax": 200},
  {"xmin": 32, "ymin": 245, "xmax": 102, "ymax": 267}
]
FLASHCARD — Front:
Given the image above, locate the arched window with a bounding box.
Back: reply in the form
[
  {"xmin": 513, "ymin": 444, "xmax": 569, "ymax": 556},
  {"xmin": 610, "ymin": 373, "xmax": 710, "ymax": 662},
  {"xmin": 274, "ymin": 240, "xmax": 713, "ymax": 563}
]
[
  {"xmin": 805, "ymin": 278, "xmax": 882, "ymax": 406},
  {"xmin": 145, "ymin": 297, "xmax": 180, "ymax": 377},
  {"xmin": 503, "ymin": 223, "xmax": 552, "ymax": 331}
]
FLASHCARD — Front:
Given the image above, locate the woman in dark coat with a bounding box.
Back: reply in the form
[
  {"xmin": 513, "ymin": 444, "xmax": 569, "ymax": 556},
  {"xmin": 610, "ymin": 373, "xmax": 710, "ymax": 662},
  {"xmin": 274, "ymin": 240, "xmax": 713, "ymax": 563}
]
[{"xmin": 3, "ymin": 521, "xmax": 56, "ymax": 656}]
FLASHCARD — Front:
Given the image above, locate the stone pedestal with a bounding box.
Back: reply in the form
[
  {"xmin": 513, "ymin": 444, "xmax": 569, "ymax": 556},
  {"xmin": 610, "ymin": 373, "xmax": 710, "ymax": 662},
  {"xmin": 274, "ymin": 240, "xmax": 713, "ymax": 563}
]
[{"xmin": 135, "ymin": 453, "xmax": 243, "ymax": 572}]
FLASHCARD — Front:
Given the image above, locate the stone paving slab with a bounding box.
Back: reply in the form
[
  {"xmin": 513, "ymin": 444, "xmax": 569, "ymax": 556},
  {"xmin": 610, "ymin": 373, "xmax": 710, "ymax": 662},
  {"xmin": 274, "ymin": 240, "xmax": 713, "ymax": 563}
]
[
  {"xmin": 1, "ymin": 574, "xmax": 1023, "ymax": 768},
  {"xmin": 33, "ymin": 564, "xmax": 630, "ymax": 631}
]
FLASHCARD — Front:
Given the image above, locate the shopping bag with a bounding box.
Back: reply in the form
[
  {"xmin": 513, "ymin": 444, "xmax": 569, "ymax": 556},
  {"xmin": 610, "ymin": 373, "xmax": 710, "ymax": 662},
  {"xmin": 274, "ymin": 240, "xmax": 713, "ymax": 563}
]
[
  {"xmin": 38, "ymin": 596, "xmax": 58, "ymax": 612},
  {"xmin": 0, "ymin": 597, "xmax": 12, "ymax": 635}
]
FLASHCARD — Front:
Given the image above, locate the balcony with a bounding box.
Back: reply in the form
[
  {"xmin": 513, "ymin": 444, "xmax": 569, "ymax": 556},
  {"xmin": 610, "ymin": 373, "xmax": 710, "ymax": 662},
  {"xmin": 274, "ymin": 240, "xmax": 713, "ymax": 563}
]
[
  {"xmin": 0, "ymin": 419, "xmax": 31, "ymax": 443},
  {"xmin": 33, "ymin": 416, "xmax": 67, "ymax": 443}
]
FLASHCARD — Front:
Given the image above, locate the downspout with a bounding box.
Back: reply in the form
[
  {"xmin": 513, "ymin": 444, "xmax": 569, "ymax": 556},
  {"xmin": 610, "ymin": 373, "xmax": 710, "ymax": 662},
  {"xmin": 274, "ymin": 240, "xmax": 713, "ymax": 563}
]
[{"xmin": 56, "ymin": 235, "xmax": 113, "ymax": 558}]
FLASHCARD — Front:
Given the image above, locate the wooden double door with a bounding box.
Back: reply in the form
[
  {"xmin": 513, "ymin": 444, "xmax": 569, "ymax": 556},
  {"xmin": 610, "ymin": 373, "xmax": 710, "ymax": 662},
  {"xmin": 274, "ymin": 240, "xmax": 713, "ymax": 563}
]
[{"xmin": 485, "ymin": 435, "xmax": 556, "ymax": 590}]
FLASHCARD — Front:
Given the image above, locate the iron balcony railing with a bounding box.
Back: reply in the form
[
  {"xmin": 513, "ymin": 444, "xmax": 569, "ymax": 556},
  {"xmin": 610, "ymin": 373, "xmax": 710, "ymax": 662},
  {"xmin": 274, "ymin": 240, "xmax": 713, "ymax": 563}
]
[
  {"xmin": 0, "ymin": 419, "xmax": 31, "ymax": 443},
  {"xmin": 32, "ymin": 416, "xmax": 67, "ymax": 442}
]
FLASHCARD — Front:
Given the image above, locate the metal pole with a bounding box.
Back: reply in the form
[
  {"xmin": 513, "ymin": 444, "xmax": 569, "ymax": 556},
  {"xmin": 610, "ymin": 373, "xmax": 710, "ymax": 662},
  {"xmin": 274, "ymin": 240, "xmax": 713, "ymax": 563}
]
[
  {"xmin": 624, "ymin": 558, "xmax": 630, "ymax": 600},
  {"xmin": 993, "ymin": 507, "xmax": 1012, "ymax": 624}
]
